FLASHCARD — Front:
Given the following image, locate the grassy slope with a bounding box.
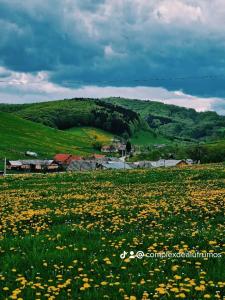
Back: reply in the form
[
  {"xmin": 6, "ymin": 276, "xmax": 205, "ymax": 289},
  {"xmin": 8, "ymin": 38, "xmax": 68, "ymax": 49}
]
[
  {"xmin": 0, "ymin": 99, "xmax": 142, "ymax": 135},
  {"xmin": 130, "ymin": 129, "xmax": 170, "ymax": 146},
  {"xmin": 67, "ymin": 127, "xmax": 114, "ymax": 144},
  {"xmin": 0, "ymin": 112, "xmax": 113, "ymax": 163},
  {"xmin": 68, "ymin": 126, "xmax": 171, "ymax": 147},
  {"xmin": 0, "ymin": 98, "xmax": 171, "ymax": 143}
]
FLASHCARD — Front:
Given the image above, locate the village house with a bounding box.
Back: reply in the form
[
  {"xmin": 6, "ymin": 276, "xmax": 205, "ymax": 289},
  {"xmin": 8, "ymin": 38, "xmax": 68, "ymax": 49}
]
[
  {"xmin": 101, "ymin": 145, "xmax": 118, "ymax": 153},
  {"xmin": 98, "ymin": 161, "xmax": 132, "ymax": 170},
  {"xmin": 133, "ymin": 161, "xmax": 153, "ymax": 168},
  {"xmin": 133, "ymin": 159, "xmax": 190, "ymax": 169},
  {"xmin": 7, "ymin": 161, "xmax": 23, "ymax": 170},
  {"xmin": 67, "ymin": 155, "xmax": 83, "ymax": 164},
  {"xmin": 67, "ymin": 160, "xmax": 96, "ymax": 172},
  {"xmin": 53, "ymin": 154, "xmax": 72, "ymax": 165},
  {"xmin": 89, "ymin": 154, "xmax": 107, "ymax": 163},
  {"xmin": 7, "ymin": 160, "xmax": 59, "ymax": 172},
  {"xmin": 54, "ymin": 154, "xmax": 84, "ymax": 165}
]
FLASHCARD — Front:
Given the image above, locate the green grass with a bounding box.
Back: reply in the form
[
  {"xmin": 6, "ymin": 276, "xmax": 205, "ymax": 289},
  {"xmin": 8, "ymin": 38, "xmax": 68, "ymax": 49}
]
[
  {"xmin": 67, "ymin": 127, "xmax": 114, "ymax": 145},
  {"xmin": 130, "ymin": 129, "xmax": 170, "ymax": 146},
  {"xmin": 0, "ymin": 112, "xmax": 107, "ymax": 163},
  {"xmin": 0, "ymin": 111, "xmax": 167, "ymax": 171},
  {"xmin": 0, "ymin": 98, "xmax": 142, "ymax": 138},
  {"xmin": 0, "ymin": 165, "xmax": 224, "ymax": 299}
]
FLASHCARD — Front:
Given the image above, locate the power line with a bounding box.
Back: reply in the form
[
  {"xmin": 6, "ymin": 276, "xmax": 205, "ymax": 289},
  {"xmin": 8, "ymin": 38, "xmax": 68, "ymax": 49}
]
[{"xmin": 0, "ymin": 74, "xmax": 225, "ymax": 85}]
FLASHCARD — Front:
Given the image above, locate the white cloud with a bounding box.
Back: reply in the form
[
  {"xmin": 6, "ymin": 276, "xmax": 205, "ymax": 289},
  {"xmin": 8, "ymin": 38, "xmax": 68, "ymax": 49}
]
[
  {"xmin": 153, "ymin": 0, "xmax": 203, "ymax": 24},
  {"xmin": 1, "ymin": 1, "xmax": 225, "ymax": 109},
  {"xmin": 0, "ymin": 67, "xmax": 224, "ymax": 114}
]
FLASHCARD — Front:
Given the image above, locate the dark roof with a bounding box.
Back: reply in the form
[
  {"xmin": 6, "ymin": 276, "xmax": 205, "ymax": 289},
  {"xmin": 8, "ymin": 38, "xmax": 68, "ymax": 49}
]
[{"xmin": 101, "ymin": 162, "xmax": 132, "ymax": 170}]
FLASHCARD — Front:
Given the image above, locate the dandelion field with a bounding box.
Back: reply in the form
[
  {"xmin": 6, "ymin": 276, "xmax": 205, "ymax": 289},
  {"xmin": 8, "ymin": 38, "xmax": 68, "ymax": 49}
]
[{"xmin": 0, "ymin": 165, "xmax": 225, "ymax": 300}]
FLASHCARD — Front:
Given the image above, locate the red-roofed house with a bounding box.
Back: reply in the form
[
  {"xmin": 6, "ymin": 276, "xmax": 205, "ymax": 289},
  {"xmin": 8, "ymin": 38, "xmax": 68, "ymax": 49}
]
[{"xmin": 54, "ymin": 154, "xmax": 71, "ymax": 165}]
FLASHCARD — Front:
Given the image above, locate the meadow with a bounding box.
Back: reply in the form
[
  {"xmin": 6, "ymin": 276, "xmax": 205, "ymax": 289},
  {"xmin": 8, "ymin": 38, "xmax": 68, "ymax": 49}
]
[
  {"xmin": 0, "ymin": 165, "xmax": 224, "ymax": 299},
  {"xmin": 0, "ymin": 112, "xmax": 113, "ymax": 163}
]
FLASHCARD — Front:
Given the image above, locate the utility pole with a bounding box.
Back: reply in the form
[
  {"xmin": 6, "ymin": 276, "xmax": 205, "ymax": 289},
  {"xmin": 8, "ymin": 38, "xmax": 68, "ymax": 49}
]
[{"xmin": 4, "ymin": 157, "xmax": 6, "ymax": 176}]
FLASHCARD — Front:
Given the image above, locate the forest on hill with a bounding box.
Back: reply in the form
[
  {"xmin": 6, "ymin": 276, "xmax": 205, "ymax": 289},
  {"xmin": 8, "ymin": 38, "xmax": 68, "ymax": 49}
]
[
  {"xmin": 103, "ymin": 97, "xmax": 225, "ymax": 142},
  {"xmin": 1, "ymin": 97, "xmax": 225, "ymax": 163},
  {"xmin": 0, "ymin": 99, "xmax": 143, "ymax": 138}
]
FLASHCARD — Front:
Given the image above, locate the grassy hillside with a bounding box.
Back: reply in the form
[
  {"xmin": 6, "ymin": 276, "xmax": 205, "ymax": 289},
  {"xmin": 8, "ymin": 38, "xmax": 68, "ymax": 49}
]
[
  {"xmin": 0, "ymin": 99, "xmax": 143, "ymax": 137},
  {"xmin": 67, "ymin": 127, "xmax": 114, "ymax": 144},
  {"xmin": 0, "ymin": 112, "xmax": 113, "ymax": 164},
  {"xmin": 103, "ymin": 97, "xmax": 225, "ymax": 142},
  {"xmin": 1, "ymin": 97, "xmax": 224, "ymax": 156},
  {"xmin": 130, "ymin": 129, "xmax": 170, "ymax": 146}
]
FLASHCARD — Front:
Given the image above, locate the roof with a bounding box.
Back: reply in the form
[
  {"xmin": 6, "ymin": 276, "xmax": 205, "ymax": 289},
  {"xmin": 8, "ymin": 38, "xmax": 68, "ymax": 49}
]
[
  {"xmin": 92, "ymin": 154, "xmax": 106, "ymax": 159},
  {"xmin": 101, "ymin": 162, "xmax": 132, "ymax": 170},
  {"xmin": 68, "ymin": 155, "xmax": 83, "ymax": 163},
  {"xmin": 133, "ymin": 160, "xmax": 187, "ymax": 168},
  {"xmin": 133, "ymin": 161, "xmax": 153, "ymax": 168},
  {"xmin": 164, "ymin": 160, "xmax": 186, "ymax": 167},
  {"xmin": 67, "ymin": 160, "xmax": 96, "ymax": 171},
  {"xmin": 54, "ymin": 154, "xmax": 71, "ymax": 163},
  {"xmin": 20, "ymin": 160, "xmax": 54, "ymax": 165},
  {"xmin": 186, "ymin": 159, "xmax": 194, "ymax": 164},
  {"xmin": 150, "ymin": 159, "xmax": 186, "ymax": 168},
  {"xmin": 8, "ymin": 160, "xmax": 54, "ymax": 166},
  {"xmin": 8, "ymin": 161, "xmax": 22, "ymax": 167}
]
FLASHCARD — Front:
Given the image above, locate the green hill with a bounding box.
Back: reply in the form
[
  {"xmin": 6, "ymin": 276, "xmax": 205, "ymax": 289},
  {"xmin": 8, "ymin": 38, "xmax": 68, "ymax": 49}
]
[
  {"xmin": 1, "ymin": 97, "xmax": 225, "ymax": 161},
  {"xmin": 130, "ymin": 129, "xmax": 170, "ymax": 146},
  {"xmin": 102, "ymin": 97, "xmax": 225, "ymax": 142},
  {"xmin": 0, "ymin": 99, "xmax": 143, "ymax": 138},
  {"xmin": 0, "ymin": 112, "xmax": 113, "ymax": 163}
]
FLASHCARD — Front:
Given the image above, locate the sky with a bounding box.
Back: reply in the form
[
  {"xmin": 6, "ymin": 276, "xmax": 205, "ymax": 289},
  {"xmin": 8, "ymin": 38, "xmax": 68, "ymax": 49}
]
[{"xmin": 0, "ymin": 0, "xmax": 225, "ymax": 114}]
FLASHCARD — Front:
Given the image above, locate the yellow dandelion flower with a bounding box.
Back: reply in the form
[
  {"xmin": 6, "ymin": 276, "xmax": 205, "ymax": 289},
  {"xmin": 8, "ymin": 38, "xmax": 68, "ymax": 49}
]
[{"xmin": 174, "ymin": 275, "xmax": 182, "ymax": 280}]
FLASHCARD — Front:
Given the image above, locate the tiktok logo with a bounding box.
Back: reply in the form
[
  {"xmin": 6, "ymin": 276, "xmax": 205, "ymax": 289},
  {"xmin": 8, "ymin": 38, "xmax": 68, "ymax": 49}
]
[{"xmin": 120, "ymin": 251, "xmax": 128, "ymax": 259}]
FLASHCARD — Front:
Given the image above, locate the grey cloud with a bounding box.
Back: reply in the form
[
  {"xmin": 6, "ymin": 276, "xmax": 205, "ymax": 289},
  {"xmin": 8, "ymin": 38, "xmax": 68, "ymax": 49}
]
[{"xmin": 0, "ymin": 0, "xmax": 225, "ymax": 105}]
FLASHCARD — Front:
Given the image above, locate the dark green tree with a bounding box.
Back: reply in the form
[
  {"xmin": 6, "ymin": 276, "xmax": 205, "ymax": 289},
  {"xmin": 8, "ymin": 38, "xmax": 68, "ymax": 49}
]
[{"xmin": 126, "ymin": 141, "xmax": 132, "ymax": 153}]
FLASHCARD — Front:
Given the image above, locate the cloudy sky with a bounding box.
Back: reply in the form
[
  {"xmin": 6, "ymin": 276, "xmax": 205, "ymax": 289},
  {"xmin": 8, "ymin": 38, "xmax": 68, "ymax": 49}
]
[{"xmin": 1, "ymin": 0, "xmax": 225, "ymax": 114}]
